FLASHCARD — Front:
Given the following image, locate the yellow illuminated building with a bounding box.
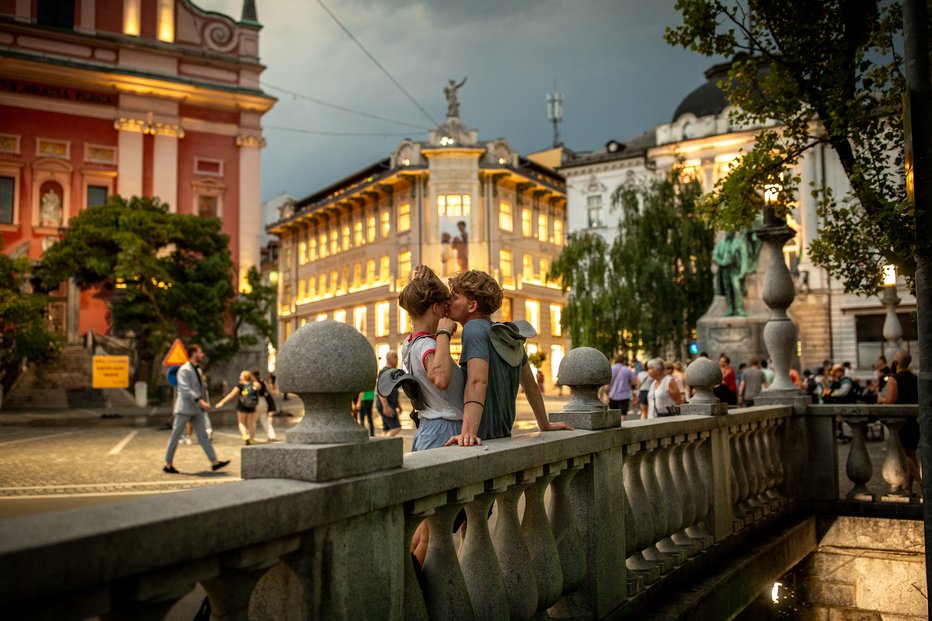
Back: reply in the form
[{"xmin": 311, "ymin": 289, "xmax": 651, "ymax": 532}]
[{"xmin": 269, "ymin": 112, "xmax": 570, "ymax": 388}]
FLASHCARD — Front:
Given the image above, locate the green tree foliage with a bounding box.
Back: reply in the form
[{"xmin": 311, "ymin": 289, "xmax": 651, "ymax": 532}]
[
  {"xmin": 35, "ymin": 195, "xmax": 263, "ymax": 380},
  {"xmin": 550, "ymin": 172, "xmax": 714, "ymax": 358},
  {"xmin": 0, "ymin": 246, "xmax": 59, "ymax": 381},
  {"xmin": 666, "ymin": 0, "xmax": 916, "ymax": 295},
  {"xmin": 211, "ymin": 265, "xmax": 277, "ymax": 362}
]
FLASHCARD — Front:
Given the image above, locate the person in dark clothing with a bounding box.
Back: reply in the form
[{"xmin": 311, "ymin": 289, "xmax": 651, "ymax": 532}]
[{"xmin": 878, "ymin": 351, "xmax": 920, "ymax": 493}]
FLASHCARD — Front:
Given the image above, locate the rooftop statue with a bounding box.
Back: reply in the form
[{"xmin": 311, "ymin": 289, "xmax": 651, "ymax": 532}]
[{"xmin": 444, "ymin": 77, "xmax": 467, "ymax": 118}]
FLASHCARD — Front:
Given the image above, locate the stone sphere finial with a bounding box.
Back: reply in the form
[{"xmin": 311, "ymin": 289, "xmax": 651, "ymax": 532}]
[
  {"xmin": 558, "ymin": 347, "xmax": 611, "ymax": 413},
  {"xmin": 685, "ymin": 357, "xmax": 722, "ymax": 404},
  {"xmin": 277, "ymin": 320, "xmax": 377, "ymax": 444}
]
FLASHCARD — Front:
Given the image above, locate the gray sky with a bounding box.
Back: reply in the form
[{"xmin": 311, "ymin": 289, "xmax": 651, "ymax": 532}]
[{"xmin": 198, "ymin": 1, "xmax": 718, "ymax": 202}]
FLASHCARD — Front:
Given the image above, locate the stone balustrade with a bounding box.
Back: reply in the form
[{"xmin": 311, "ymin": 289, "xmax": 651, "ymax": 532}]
[{"xmin": 0, "ymin": 325, "xmax": 922, "ymax": 619}]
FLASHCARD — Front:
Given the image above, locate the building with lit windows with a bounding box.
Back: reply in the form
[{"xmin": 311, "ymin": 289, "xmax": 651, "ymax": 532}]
[
  {"xmin": 561, "ymin": 61, "xmax": 917, "ymax": 372},
  {"xmin": 0, "ymin": 0, "xmax": 274, "ymax": 343},
  {"xmin": 269, "ymin": 111, "xmax": 570, "ymax": 389}
]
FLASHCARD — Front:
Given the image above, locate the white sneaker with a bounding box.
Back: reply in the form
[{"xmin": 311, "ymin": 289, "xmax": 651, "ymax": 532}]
[{"xmin": 182, "ymin": 436, "xmax": 192, "ymax": 445}]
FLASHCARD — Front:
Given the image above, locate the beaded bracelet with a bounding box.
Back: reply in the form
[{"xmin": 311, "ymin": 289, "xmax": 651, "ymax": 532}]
[{"xmin": 435, "ymin": 328, "xmax": 453, "ymax": 338}]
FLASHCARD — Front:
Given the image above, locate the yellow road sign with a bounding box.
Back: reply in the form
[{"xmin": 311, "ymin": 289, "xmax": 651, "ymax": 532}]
[
  {"xmin": 92, "ymin": 356, "xmax": 130, "ymax": 389},
  {"xmin": 163, "ymin": 339, "xmax": 188, "ymax": 367}
]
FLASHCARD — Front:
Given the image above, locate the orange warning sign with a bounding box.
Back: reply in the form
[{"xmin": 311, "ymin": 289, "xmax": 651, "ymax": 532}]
[{"xmin": 162, "ymin": 339, "xmax": 189, "ymax": 367}]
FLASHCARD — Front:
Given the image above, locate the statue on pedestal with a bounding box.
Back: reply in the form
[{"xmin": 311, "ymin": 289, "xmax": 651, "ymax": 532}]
[{"xmin": 712, "ymin": 230, "xmax": 760, "ymax": 317}]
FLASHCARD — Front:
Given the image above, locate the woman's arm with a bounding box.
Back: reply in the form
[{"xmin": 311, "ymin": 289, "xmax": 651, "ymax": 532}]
[
  {"xmin": 878, "ymin": 377, "xmax": 899, "ymax": 404},
  {"xmin": 668, "ymin": 376, "xmax": 684, "ymax": 405},
  {"xmin": 426, "ymin": 318, "xmax": 457, "ymax": 389},
  {"xmin": 214, "ymin": 386, "xmax": 239, "ymax": 409}
]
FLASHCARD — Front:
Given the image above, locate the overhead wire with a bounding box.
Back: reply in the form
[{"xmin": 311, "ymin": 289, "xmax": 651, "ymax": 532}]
[
  {"xmin": 265, "ymin": 125, "xmax": 425, "ymax": 137},
  {"xmin": 315, "ymin": 0, "xmax": 440, "ymax": 127},
  {"xmin": 262, "ymin": 82, "xmax": 430, "ymax": 131}
]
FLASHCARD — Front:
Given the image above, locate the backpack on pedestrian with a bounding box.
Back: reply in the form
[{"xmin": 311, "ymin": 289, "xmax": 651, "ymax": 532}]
[{"xmin": 238, "ymin": 382, "xmax": 260, "ymax": 410}]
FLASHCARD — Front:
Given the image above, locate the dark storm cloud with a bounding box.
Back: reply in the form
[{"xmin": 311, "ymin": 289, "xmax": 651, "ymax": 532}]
[{"xmin": 198, "ymin": 1, "xmax": 718, "ymax": 200}]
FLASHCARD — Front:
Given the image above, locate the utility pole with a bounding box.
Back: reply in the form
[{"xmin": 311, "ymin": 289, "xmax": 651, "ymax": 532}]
[{"xmin": 902, "ymin": 0, "xmax": 932, "ymax": 615}]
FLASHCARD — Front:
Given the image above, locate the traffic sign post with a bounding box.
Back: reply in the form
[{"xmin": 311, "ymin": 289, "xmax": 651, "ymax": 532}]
[{"xmin": 162, "ymin": 339, "xmax": 188, "ymax": 367}]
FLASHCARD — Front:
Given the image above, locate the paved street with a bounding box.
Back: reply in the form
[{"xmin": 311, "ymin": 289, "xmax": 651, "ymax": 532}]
[{"xmin": 0, "ymin": 393, "xmax": 573, "ymax": 519}]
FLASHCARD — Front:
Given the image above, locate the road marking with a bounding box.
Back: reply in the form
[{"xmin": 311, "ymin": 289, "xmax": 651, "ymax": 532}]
[
  {"xmin": 0, "ymin": 479, "xmax": 238, "ymax": 492},
  {"xmin": 108, "ymin": 430, "xmax": 139, "ymax": 455},
  {"xmin": 0, "ymin": 431, "xmax": 75, "ymax": 447}
]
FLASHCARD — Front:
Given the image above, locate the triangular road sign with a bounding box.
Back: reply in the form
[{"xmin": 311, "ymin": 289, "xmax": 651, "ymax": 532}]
[{"xmin": 163, "ymin": 339, "xmax": 189, "ymax": 367}]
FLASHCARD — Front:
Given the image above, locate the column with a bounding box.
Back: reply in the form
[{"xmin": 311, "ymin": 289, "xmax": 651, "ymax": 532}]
[
  {"xmin": 152, "ymin": 125, "xmax": 181, "ymax": 212},
  {"xmin": 237, "ymin": 134, "xmax": 264, "ymax": 289},
  {"xmin": 115, "ymin": 118, "xmax": 144, "ymax": 199}
]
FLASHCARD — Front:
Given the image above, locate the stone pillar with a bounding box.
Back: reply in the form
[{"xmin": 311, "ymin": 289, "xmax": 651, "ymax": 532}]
[
  {"xmin": 241, "ymin": 320, "xmax": 404, "ymax": 619},
  {"xmin": 681, "ymin": 357, "xmax": 728, "ymax": 416},
  {"xmin": 549, "ymin": 346, "xmax": 617, "ymax": 430},
  {"xmin": 881, "ymin": 283, "xmax": 904, "ymax": 362},
  {"xmin": 756, "ymin": 215, "xmax": 799, "ymax": 395}
]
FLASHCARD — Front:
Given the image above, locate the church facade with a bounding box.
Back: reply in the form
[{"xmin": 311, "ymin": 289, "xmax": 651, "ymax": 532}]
[
  {"xmin": 560, "ymin": 61, "xmax": 916, "ymax": 373},
  {"xmin": 269, "ymin": 103, "xmax": 570, "ymax": 389},
  {"xmin": 0, "ymin": 0, "xmax": 274, "ymax": 343}
]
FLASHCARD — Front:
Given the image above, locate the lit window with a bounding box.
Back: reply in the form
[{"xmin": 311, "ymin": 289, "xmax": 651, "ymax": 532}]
[
  {"xmin": 499, "ymin": 202, "xmax": 513, "ymax": 231},
  {"xmin": 319, "ymin": 233, "xmax": 328, "ymax": 258},
  {"xmin": 500, "ymin": 249, "xmax": 512, "ymax": 278},
  {"xmin": 297, "ymin": 279, "xmax": 306, "ymax": 301},
  {"xmin": 282, "ymin": 245, "xmax": 292, "ymax": 269},
  {"xmin": 550, "ymin": 345, "xmax": 564, "ymax": 382},
  {"xmin": 319, "ymin": 273, "xmax": 326, "ymax": 293},
  {"xmin": 309, "ymin": 237, "xmax": 317, "ymax": 261},
  {"xmin": 342, "ymin": 225, "xmax": 351, "ymax": 251},
  {"xmin": 399, "ymin": 307, "xmax": 410, "ymax": 333},
  {"xmin": 354, "ymin": 221, "xmax": 364, "ymax": 245},
  {"xmin": 380, "ymin": 256, "xmax": 390, "ymax": 281},
  {"xmin": 550, "ymin": 305, "xmax": 562, "ymax": 336},
  {"xmin": 353, "ymin": 263, "xmax": 362, "ymax": 287},
  {"xmin": 398, "ymin": 251, "xmax": 412, "ymax": 281},
  {"xmin": 377, "ymin": 343, "xmax": 391, "ymax": 368},
  {"xmin": 501, "ymin": 298, "xmax": 512, "ymax": 321},
  {"xmin": 354, "ymin": 306, "xmax": 367, "ymax": 335},
  {"xmin": 366, "ymin": 259, "xmax": 376, "ymax": 282},
  {"xmin": 340, "ymin": 267, "xmax": 349, "ymax": 293},
  {"xmin": 367, "ymin": 216, "xmax": 376, "ymax": 242},
  {"xmin": 539, "ymin": 258, "xmax": 550, "ymax": 280},
  {"xmin": 281, "ymin": 285, "xmax": 291, "ymax": 311},
  {"xmin": 398, "ymin": 203, "xmax": 411, "ymax": 232},
  {"xmin": 587, "ymin": 195, "xmax": 603, "ymax": 228},
  {"xmin": 437, "ymin": 194, "xmax": 471, "ymax": 217},
  {"xmin": 329, "ymin": 270, "xmax": 337, "ymax": 294},
  {"xmin": 538, "ymin": 214, "xmax": 548, "ymax": 242},
  {"xmin": 523, "ymin": 254, "xmax": 533, "ymax": 279},
  {"xmin": 381, "ymin": 210, "xmax": 391, "ymax": 237},
  {"xmin": 553, "ymin": 218, "xmax": 563, "ymax": 245},
  {"xmin": 334, "ymin": 309, "xmax": 347, "ymax": 323},
  {"xmin": 316, "ymin": 313, "xmax": 328, "ymax": 322},
  {"xmin": 298, "ymin": 241, "xmax": 307, "ymax": 265},
  {"xmin": 521, "ymin": 209, "xmax": 532, "ymax": 236},
  {"xmin": 376, "ymin": 301, "xmax": 391, "ymax": 337},
  {"xmin": 330, "ymin": 229, "xmax": 338, "ymax": 255},
  {"xmin": 525, "ymin": 300, "xmax": 540, "ymax": 333}
]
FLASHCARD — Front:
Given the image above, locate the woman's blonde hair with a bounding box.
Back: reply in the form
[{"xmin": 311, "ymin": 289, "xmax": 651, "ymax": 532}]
[
  {"xmin": 239, "ymin": 370, "xmax": 253, "ymax": 383},
  {"xmin": 398, "ymin": 265, "xmax": 449, "ymax": 318}
]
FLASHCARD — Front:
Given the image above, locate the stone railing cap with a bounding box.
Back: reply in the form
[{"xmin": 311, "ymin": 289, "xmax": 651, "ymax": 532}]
[
  {"xmin": 557, "ymin": 346, "xmax": 611, "ymax": 386},
  {"xmin": 276, "ymin": 320, "xmax": 377, "ymax": 393}
]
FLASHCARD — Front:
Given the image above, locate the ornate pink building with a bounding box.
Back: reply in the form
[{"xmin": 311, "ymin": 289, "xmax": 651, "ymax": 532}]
[{"xmin": 0, "ymin": 0, "xmax": 275, "ymax": 342}]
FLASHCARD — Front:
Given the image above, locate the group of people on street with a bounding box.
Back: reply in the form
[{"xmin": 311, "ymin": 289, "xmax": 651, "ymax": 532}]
[
  {"xmin": 162, "ymin": 344, "xmax": 281, "ymax": 474},
  {"xmin": 600, "ymin": 355, "xmax": 686, "ymax": 419}
]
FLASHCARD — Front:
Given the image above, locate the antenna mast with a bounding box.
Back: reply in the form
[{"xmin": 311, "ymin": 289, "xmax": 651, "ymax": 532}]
[{"xmin": 547, "ymin": 89, "xmax": 563, "ymax": 147}]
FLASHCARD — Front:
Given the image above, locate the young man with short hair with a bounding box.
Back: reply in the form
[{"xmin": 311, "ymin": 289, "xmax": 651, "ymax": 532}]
[{"xmin": 444, "ymin": 270, "xmax": 571, "ymax": 446}]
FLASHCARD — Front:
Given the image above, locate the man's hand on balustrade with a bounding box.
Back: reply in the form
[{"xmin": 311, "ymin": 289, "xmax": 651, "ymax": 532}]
[{"xmin": 444, "ymin": 432, "xmax": 482, "ymax": 447}]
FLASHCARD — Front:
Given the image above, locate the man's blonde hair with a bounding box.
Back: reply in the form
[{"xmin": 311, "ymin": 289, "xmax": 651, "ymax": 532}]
[{"xmin": 448, "ymin": 270, "xmax": 503, "ymax": 317}]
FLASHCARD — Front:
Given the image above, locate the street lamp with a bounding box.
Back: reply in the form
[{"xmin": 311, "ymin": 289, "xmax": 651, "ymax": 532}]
[{"xmin": 881, "ymin": 264, "xmax": 903, "ymax": 362}]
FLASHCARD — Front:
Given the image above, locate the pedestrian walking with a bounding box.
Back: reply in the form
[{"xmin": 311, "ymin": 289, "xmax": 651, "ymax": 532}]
[
  {"xmin": 252, "ymin": 369, "xmax": 278, "ymax": 442},
  {"xmin": 215, "ymin": 370, "xmax": 261, "ymax": 445},
  {"xmin": 163, "ymin": 344, "xmax": 229, "ymax": 474}
]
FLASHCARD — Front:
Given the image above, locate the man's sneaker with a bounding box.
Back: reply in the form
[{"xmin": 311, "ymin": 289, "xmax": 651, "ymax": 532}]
[
  {"xmin": 163, "ymin": 465, "xmax": 180, "ymax": 474},
  {"xmin": 182, "ymin": 436, "xmax": 192, "ymax": 445},
  {"xmin": 211, "ymin": 460, "xmax": 230, "ymax": 471}
]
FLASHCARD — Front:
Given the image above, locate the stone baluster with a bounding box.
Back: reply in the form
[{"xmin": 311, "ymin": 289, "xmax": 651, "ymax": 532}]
[
  {"xmin": 201, "ymin": 537, "xmax": 301, "ymax": 621},
  {"xmin": 403, "ymin": 494, "xmax": 445, "ymax": 621},
  {"xmin": 766, "ymin": 419, "xmax": 786, "ymax": 502},
  {"xmin": 753, "ymin": 423, "xmax": 776, "ymax": 505},
  {"xmin": 654, "ymin": 440, "xmax": 690, "ymax": 564},
  {"xmin": 640, "ymin": 442, "xmax": 676, "ymax": 573},
  {"xmin": 622, "ymin": 447, "xmax": 660, "ymax": 584},
  {"xmin": 743, "ymin": 426, "xmax": 767, "ymax": 512},
  {"xmin": 730, "ymin": 427, "xmax": 751, "ymax": 527},
  {"xmin": 548, "ymin": 456, "xmax": 588, "ymax": 595},
  {"xmin": 881, "ymin": 419, "xmax": 911, "ymax": 497},
  {"xmin": 547, "ymin": 456, "xmax": 589, "ymax": 618},
  {"xmin": 622, "ymin": 477, "xmax": 644, "ymax": 597},
  {"xmin": 423, "ymin": 497, "xmax": 475, "ymax": 620},
  {"xmin": 101, "ymin": 563, "xmax": 209, "ymax": 621},
  {"xmin": 842, "ymin": 418, "xmax": 874, "ymax": 501},
  {"xmin": 683, "ymin": 433, "xmax": 714, "ymax": 549},
  {"xmin": 521, "ymin": 463, "xmax": 564, "ymax": 613},
  {"xmin": 493, "ymin": 476, "xmax": 538, "ymax": 621},
  {"xmin": 669, "ymin": 439, "xmax": 702, "ymax": 557},
  {"xmin": 459, "ymin": 480, "xmax": 509, "ymax": 621}
]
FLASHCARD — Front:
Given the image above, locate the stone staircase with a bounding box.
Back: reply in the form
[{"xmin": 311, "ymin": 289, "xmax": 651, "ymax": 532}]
[{"xmin": 4, "ymin": 345, "xmax": 135, "ymax": 409}]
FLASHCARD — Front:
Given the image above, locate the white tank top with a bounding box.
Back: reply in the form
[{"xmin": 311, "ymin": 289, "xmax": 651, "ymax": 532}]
[{"xmin": 401, "ymin": 332, "xmax": 465, "ymax": 420}]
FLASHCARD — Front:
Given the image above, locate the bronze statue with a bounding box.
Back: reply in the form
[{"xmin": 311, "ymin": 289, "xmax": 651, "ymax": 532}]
[
  {"xmin": 713, "ymin": 231, "xmax": 750, "ymax": 316},
  {"xmin": 444, "ymin": 77, "xmax": 467, "ymax": 118}
]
